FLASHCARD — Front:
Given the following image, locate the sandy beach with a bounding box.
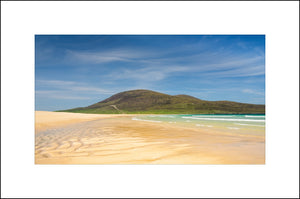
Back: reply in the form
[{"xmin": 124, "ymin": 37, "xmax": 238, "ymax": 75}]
[
  {"xmin": 35, "ymin": 111, "xmax": 130, "ymax": 133},
  {"xmin": 35, "ymin": 111, "xmax": 265, "ymax": 164}
]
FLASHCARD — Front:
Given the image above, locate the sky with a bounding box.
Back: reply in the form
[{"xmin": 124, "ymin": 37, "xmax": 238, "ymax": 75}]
[{"xmin": 35, "ymin": 35, "xmax": 265, "ymax": 111}]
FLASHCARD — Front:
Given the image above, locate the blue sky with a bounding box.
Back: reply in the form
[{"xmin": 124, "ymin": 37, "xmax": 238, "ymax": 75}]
[{"xmin": 35, "ymin": 35, "xmax": 265, "ymax": 111}]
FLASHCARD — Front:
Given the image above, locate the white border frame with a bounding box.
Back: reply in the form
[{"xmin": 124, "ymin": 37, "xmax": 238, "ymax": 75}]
[{"xmin": 1, "ymin": 1, "xmax": 299, "ymax": 198}]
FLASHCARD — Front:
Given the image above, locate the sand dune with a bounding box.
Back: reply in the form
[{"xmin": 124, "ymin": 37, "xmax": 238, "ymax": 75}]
[{"xmin": 35, "ymin": 111, "xmax": 265, "ymax": 164}]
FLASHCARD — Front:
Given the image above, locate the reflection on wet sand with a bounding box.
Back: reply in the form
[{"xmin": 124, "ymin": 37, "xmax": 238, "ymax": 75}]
[{"xmin": 35, "ymin": 111, "xmax": 265, "ymax": 164}]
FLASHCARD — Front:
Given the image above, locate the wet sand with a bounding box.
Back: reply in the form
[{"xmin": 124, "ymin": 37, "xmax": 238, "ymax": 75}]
[
  {"xmin": 35, "ymin": 111, "xmax": 130, "ymax": 133},
  {"xmin": 35, "ymin": 111, "xmax": 265, "ymax": 164}
]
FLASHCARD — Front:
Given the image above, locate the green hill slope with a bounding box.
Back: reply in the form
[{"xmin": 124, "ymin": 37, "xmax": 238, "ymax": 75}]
[{"xmin": 59, "ymin": 89, "xmax": 265, "ymax": 114}]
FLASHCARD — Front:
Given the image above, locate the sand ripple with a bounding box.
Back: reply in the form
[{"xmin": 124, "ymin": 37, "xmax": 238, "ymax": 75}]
[{"xmin": 35, "ymin": 113, "xmax": 265, "ymax": 164}]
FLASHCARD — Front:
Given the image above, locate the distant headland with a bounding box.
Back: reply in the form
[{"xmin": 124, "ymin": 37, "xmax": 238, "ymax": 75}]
[{"xmin": 58, "ymin": 89, "xmax": 265, "ymax": 114}]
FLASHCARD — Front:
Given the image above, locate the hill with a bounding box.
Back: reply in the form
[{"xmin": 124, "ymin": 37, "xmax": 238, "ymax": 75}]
[{"xmin": 58, "ymin": 89, "xmax": 265, "ymax": 114}]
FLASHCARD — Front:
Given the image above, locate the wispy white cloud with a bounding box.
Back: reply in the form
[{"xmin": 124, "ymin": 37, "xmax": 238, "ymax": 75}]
[
  {"xmin": 36, "ymin": 80, "xmax": 77, "ymax": 86},
  {"xmin": 63, "ymin": 40, "xmax": 264, "ymax": 81},
  {"xmin": 35, "ymin": 90, "xmax": 91, "ymax": 100},
  {"xmin": 203, "ymin": 55, "xmax": 264, "ymax": 70},
  {"xmin": 65, "ymin": 49, "xmax": 154, "ymax": 64},
  {"xmin": 106, "ymin": 65, "xmax": 188, "ymax": 82},
  {"xmin": 36, "ymin": 79, "xmax": 116, "ymax": 100},
  {"xmin": 68, "ymin": 86, "xmax": 110, "ymax": 93},
  {"xmin": 201, "ymin": 64, "xmax": 265, "ymax": 78},
  {"xmin": 104, "ymin": 55, "xmax": 264, "ymax": 82},
  {"xmin": 64, "ymin": 40, "xmax": 211, "ymax": 65},
  {"xmin": 242, "ymin": 89, "xmax": 265, "ymax": 96},
  {"xmin": 36, "ymin": 79, "xmax": 113, "ymax": 93}
]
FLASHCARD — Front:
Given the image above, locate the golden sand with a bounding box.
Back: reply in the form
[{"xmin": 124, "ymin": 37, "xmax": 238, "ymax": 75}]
[
  {"xmin": 35, "ymin": 111, "xmax": 129, "ymax": 133},
  {"xmin": 35, "ymin": 111, "xmax": 265, "ymax": 164}
]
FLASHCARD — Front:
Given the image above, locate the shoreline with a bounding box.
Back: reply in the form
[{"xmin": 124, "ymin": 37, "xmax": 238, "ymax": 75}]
[{"xmin": 35, "ymin": 111, "xmax": 265, "ymax": 164}]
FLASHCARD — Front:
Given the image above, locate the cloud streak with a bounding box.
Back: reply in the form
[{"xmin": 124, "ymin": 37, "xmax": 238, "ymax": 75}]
[
  {"xmin": 105, "ymin": 65, "xmax": 188, "ymax": 82},
  {"xmin": 242, "ymin": 89, "xmax": 265, "ymax": 96},
  {"xmin": 35, "ymin": 90, "xmax": 91, "ymax": 100},
  {"xmin": 64, "ymin": 44, "xmax": 264, "ymax": 81},
  {"xmin": 65, "ymin": 48, "xmax": 155, "ymax": 64},
  {"xmin": 36, "ymin": 79, "xmax": 116, "ymax": 100}
]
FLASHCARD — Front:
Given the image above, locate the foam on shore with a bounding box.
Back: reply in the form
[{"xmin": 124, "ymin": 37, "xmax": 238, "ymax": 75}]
[{"xmin": 181, "ymin": 116, "xmax": 265, "ymax": 122}]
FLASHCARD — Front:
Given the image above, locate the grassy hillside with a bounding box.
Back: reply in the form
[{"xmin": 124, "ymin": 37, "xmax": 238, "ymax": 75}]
[{"xmin": 58, "ymin": 89, "xmax": 265, "ymax": 114}]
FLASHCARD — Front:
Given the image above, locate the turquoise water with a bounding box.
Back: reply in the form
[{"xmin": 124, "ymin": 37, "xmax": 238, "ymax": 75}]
[{"xmin": 132, "ymin": 114, "xmax": 265, "ymax": 136}]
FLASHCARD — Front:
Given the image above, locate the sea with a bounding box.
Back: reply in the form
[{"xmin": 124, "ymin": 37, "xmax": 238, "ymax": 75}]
[{"xmin": 132, "ymin": 114, "xmax": 265, "ymax": 136}]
